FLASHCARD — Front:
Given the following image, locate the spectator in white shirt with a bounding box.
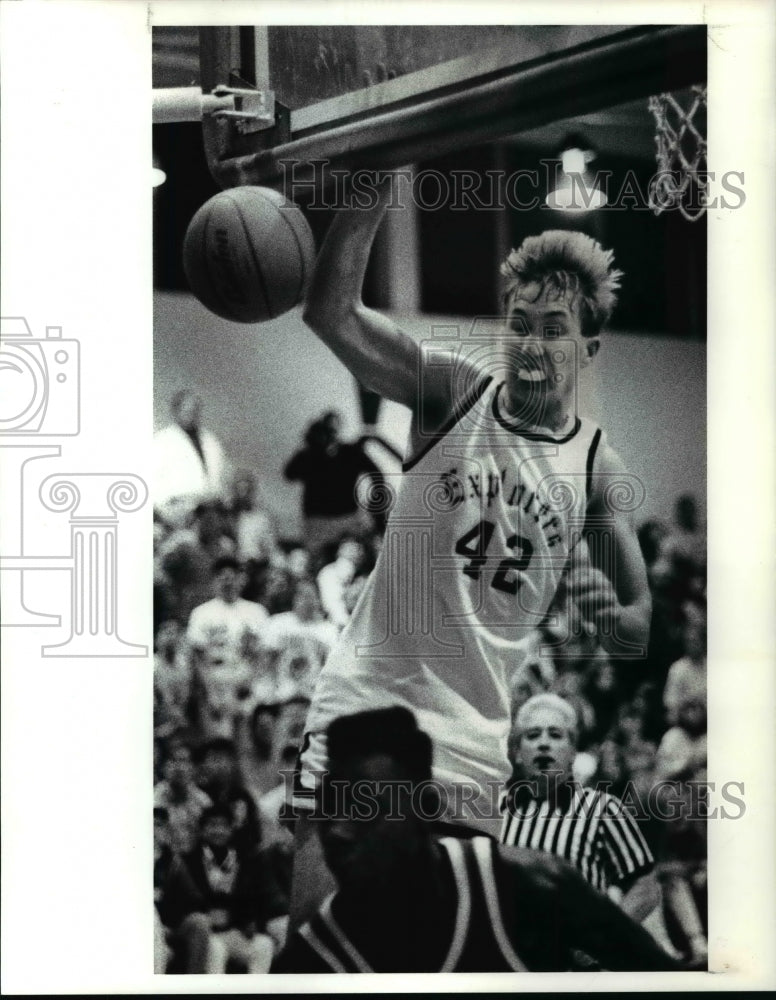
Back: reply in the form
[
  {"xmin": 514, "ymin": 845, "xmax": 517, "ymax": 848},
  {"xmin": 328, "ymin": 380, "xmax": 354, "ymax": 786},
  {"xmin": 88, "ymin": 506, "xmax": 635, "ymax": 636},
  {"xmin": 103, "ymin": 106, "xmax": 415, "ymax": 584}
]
[
  {"xmin": 154, "ymin": 390, "xmax": 229, "ymax": 528},
  {"xmin": 264, "ymin": 580, "xmax": 339, "ymax": 702},
  {"xmin": 229, "ymin": 469, "xmax": 280, "ymax": 565},
  {"xmin": 187, "ymin": 557, "xmax": 273, "ymax": 738},
  {"xmin": 316, "ymin": 536, "xmax": 368, "ymax": 630}
]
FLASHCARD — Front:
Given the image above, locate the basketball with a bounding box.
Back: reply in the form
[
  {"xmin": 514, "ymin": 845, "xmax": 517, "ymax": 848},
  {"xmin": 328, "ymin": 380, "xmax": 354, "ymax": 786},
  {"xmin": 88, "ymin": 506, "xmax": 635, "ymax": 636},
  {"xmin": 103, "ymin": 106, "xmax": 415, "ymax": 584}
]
[{"xmin": 182, "ymin": 186, "xmax": 316, "ymax": 323}]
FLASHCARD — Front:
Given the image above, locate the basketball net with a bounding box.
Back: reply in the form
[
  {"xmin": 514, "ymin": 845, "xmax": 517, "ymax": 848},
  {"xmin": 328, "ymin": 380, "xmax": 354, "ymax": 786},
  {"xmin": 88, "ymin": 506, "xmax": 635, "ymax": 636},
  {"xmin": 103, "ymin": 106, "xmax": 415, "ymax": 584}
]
[{"xmin": 647, "ymin": 85, "xmax": 708, "ymax": 222}]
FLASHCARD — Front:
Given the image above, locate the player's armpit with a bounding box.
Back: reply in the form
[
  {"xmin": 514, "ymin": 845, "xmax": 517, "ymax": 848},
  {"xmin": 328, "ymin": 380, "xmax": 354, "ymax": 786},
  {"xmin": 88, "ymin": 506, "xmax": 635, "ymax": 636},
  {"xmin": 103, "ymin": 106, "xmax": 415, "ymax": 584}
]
[{"xmin": 402, "ymin": 346, "xmax": 489, "ymax": 463}]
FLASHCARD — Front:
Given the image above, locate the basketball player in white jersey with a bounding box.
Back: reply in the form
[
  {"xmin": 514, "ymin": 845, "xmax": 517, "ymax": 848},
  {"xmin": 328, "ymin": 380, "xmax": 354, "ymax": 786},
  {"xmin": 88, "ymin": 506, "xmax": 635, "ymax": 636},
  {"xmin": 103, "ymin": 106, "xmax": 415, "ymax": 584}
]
[
  {"xmin": 289, "ymin": 173, "xmax": 651, "ymax": 925},
  {"xmin": 273, "ymin": 707, "xmax": 678, "ymax": 973}
]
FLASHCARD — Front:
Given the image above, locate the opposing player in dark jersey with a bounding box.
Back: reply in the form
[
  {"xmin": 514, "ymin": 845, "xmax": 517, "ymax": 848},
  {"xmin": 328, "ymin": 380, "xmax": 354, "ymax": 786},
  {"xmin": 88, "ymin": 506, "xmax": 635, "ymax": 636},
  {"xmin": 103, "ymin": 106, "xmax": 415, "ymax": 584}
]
[
  {"xmin": 290, "ymin": 173, "xmax": 651, "ymax": 925},
  {"xmin": 272, "ymin": 707, "xmax": 678, "ymax": 973}
]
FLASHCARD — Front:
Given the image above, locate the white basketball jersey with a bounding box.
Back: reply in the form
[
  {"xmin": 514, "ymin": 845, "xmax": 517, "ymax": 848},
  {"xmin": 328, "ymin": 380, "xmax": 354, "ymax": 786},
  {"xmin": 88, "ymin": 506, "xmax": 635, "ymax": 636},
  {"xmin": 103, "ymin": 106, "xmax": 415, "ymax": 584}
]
[{"xmin": 307, "ymin": 377, "xmax": 604, "ymax": 832}]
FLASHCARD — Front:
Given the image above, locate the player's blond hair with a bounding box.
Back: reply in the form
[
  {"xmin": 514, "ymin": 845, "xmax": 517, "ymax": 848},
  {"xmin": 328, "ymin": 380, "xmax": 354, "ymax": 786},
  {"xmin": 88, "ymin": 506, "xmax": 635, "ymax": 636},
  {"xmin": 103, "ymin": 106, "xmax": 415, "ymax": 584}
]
[{"xmin": 501, "ymin": 230, "xmax": 623, "ymax": 338}]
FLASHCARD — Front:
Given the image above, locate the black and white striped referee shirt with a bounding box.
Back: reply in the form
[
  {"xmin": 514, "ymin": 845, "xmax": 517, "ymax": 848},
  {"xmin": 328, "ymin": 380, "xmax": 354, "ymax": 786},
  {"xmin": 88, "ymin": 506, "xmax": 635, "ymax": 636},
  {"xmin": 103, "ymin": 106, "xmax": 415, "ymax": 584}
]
[{"xmin": 500, "ymin": 783, "xmax": 654, "ymax": 892}]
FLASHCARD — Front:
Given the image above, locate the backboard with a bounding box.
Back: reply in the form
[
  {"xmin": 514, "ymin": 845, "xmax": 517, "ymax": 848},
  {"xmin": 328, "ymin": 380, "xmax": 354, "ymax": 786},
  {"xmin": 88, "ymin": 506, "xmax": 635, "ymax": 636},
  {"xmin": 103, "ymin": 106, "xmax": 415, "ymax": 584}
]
[{"xmin": 162, "ymin": 24, "xmax": 707, "ymax": 195}]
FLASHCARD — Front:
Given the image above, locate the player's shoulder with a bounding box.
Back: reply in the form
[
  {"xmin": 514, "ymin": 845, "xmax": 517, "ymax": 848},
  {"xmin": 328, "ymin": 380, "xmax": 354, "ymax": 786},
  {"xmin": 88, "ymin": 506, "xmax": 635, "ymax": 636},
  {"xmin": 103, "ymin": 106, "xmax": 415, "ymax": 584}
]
[
  {"xmin": 405, "ymin": 357, "xmax": 494, "ymax": 466},
  {"xmin": 417, "ymin": 347, "xmax": 492, "ymax": 418}
]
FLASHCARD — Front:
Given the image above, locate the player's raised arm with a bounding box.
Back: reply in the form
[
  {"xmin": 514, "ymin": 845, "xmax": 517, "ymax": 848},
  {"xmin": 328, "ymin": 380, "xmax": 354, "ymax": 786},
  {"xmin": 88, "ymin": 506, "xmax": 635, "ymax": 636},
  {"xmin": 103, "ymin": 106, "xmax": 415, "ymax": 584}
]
[
  {"xmin": 302, "ymin": 173, "xmax": 421, "ymax": 409},
  {"xmin": 302, "ymin": 172, "xmax": 479, "ymax": 423}
]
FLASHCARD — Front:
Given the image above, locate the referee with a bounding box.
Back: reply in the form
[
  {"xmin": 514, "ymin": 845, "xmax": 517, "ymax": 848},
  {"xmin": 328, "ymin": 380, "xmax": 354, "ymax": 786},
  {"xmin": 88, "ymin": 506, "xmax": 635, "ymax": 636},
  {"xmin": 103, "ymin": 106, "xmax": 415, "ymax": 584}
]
[{"xmin": 501, "ymin": 693, "xmax": 660, "ymax": 923}]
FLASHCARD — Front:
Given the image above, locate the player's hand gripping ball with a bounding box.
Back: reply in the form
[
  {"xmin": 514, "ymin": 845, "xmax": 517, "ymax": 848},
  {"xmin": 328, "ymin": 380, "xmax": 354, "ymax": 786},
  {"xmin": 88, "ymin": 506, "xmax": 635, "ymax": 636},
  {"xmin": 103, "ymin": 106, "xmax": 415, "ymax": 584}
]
[{"xmin": 182, "ymin": 186, "xmax": 316, "ymax": 323}]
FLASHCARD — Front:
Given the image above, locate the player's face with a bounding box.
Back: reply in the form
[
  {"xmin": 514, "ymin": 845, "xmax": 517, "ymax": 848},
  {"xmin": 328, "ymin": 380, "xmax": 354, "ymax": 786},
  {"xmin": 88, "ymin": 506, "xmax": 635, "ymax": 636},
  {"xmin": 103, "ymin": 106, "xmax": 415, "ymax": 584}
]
[
  {"xmin": 502, "ymin": 283, "xmax": 597, "ymax": 419},
  {"xmin": 517, "ymin": 706, "xmax": 576, "ymax": 784},
  {"xmin": 319, "ymin": 753, "xmax": 423, "ymax": 894}
]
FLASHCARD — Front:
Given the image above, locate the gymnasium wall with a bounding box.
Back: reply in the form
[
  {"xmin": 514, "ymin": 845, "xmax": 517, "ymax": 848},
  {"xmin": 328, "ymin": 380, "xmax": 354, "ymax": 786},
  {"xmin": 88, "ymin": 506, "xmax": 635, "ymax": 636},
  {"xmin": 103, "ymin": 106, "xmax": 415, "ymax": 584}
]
[{"xmin": 154, "ymin": 290, "xmax": 706, "ymax": 539}]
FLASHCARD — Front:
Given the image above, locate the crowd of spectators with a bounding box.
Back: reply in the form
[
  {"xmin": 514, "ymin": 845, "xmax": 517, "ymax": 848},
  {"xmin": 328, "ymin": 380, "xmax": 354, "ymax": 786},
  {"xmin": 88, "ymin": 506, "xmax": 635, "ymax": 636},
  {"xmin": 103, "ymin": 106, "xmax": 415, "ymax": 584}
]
[
  {"xmin": 152, "ymin": 440, "xmax": 381, "ymax": 971},
  {"xmin": 153, "ymin": 393, "xmax": 707, "ymax": 972}
]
